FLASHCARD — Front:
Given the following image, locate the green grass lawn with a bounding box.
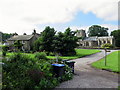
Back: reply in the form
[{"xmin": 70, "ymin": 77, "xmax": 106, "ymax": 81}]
[
  {"xmin": 6, "ymin": 49, "xmax": 100, "ymax": 60},
  {"xmin": 92, "ymin": 50, "xmax": 120, "ymax": 73}
]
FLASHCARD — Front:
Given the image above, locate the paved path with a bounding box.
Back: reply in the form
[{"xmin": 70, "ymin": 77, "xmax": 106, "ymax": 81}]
[{"xmin": 55, "ymin": 50, "xmax": 119, "ymax": 88}]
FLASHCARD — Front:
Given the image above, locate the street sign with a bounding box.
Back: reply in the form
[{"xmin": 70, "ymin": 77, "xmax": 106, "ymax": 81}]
[{"xmin": 104, "ymin": 48, "xmax": 111, "ymax": 66}]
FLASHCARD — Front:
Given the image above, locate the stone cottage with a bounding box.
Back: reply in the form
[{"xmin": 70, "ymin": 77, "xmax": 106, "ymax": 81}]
[
  {"xmin": 76, "ymin": 29, "xmax": 115, "ymax": 47},
  {"xmin": 7, "ymin": 30, "xmax": 40, "ymax": 51}
]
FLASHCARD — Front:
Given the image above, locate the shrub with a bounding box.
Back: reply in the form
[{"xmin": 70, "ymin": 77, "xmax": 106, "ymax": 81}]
[
  {"xmin": 49, "ymin": 52, "xmax": 55, "ymax": 56},
  {"xmin": 35, "ymin": 52, "xmax": 47, "ymax": 60},
  {"xmin": 61, "ymin": 64, "xmax": 73, "ymax": 81},
  {"xmin": 3, "ymin": 52, "xmax": 73, "ymax": 89},
  {"xmin": 2, "ymin": 51, "xmax": 6, "ymax": 57},
  {"xmin": 2, "ymin": 45, "xmax": 9, "ymax": 56},
  {"xmin": 102, "ymin": 43, "xmax": 113, "ymax": 49},
  {"xmin": 27, "ymin": 69, "xmax": 44, "ymax": 85},
  {"xmin": 2, "ymin": 53, "xmax": 37, "ymax": 89},
  {"xmin": 2, "ymin": 45, "xmax": 9, "ymax": 52}
]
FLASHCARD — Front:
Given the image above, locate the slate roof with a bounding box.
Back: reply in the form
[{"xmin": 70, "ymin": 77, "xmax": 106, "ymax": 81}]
[
  {"xmin": 83, "ymin": 37, "xmax": 98, "ymax": 41},
  {"xmin": 82, "ymin": 36, "xmax": 114, "ymax": 41},
  {"xmin": 8, "ymin": 35, "xmax": 34, "ymax": 41}
]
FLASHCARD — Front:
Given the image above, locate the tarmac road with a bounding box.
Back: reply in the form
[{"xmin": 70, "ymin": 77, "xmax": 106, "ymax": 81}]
[{"xmin": 55, "ymin": 50, "xmax": 119, "ymax": 88}]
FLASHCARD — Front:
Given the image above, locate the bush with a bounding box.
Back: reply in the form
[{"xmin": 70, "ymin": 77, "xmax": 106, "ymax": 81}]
[
  {"xmin": 2, "ymin": 51, "xmax": 6, "ymax": 57},
  {"xmin": 2, "ymin": 45, "xmax": 9, "ymax": 52},
  {"xmin": 2, "ymin": 53, "xmax": 56, "ymax": 89},
  {"xmin": 2, "ymin": 53, "xmax": 37, "ymax": 89},
  {"xmin": 35, "ymin": 52, "xmax": 47, "ymax": 60},
  {"xmin": 61, "ymin": 49, "xmax": 76, "ymax": 56},
  {"xmin": 61, "ymin": 64, "xmax": 73, "ymax": 81},
  {"xmin": 102, "ymin": 43, "xmax": 114, "ymax": 49},
  {"xmin": 3, "ymin": 53, "xmax": 73, "ymax": 89},
  {"xmin": 49, "ymin": 52, "xmax": 55, "ymax": 56}
]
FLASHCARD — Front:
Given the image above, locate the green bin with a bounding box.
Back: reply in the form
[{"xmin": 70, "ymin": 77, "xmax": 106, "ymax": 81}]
[{"xmin": 63, "ymin": 60, "xmax": 75, "ymax": 74}]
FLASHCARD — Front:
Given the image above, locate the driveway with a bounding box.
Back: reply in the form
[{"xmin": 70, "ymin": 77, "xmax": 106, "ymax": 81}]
[{"xmin": 55, "ymin": 50, "xmax": 119, "ymax": 88}]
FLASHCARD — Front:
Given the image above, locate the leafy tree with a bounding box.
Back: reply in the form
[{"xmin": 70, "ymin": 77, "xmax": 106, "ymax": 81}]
[
  {"xmin": 34, "ymin": 27, "xmax": 78, "ymax": 56},
  {"xmin": 88, "ymin": 25, "xmax": 108, "ymax": 37},
  {"xmin": 2, "ymin": 45, "xmax": 9, "ymax": 56},
  {"xmin": 34, "ymin": 38, "xmax": 41, "ymax": 51},
  {"xmin": 53, "ymin": 27, "xmax": 78, "ymax": 56},
  {"xmin": 111, "ymin": 30, "xmax": 120, "ymax": 47},
  {"xmin": 34, "ymin": 26, "xmax": 56, "ymax": 52},
  {"xmin": 0, "ymin": 32, "xmax": 13, "ymax": 43},
  {"xmin": 14, "ymin": 40, "xmax": 23, "ymax": 50}
]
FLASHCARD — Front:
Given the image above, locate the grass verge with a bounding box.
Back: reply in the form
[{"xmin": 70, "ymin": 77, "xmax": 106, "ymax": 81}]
[
  {"xmin": 92, "ymin": 50, "xmax": 120, "ymax": 73},
  {"xmin": 6, "ymin": 49, "xmax": 101, "ymax": 60}
]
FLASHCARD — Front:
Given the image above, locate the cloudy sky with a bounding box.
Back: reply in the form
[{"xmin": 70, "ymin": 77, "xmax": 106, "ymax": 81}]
[{"xmin": 0, "ymin": 0, "xmax": 119, "ymax": 35}]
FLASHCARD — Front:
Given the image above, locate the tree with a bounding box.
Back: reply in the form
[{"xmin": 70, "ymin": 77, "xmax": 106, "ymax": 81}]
[
  {"xmin": 88, "ymin": 25, "xmax": 108, "ymax": 37},
  {"xmin": 34, "ymin": 26, "xmax": 56, "ymax": 52},
  {"xmin": 0, "ymin": 32, "xmax": 13, "ymax": 43},
  {"xmin": 34, "ymin": 27, "xmax": 78, "ymax": 56},
  {"xmin": 14, "ymin": 40, "xmax": 23, "ymax": 51},
  {"xmin": 111, "ymin": 30, "xmax": 120, "ymax": 47},
  {"xmin": 53, "ymin": 27, "xmax": 78, "ymax": 56}
]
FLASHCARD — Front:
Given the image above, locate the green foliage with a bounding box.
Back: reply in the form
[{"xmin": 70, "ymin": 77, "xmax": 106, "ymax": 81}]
[
  {"xmin": 2, "ymin": 45, "xmax": 8, "ymax": 56},
  {"xmin": 61, "ymin": 64, "xmax": 73, "ymax": 81},
  {"xmin": 3, "ymin": 52, "xmax": 73, "ymax": 89},
  {"xmin": 2, "ymin": 45, "xmax": 8, "ymax": 52},
  {"xmin": 34, "ymin": 26, "xmax": 56, "ymax": 52},
  {"xmin": 102, "ymin": 43, "xmax": 113, "ymax": 49},
  {"xmin": 37, "ymin": 78, "xmax": 59, "ymax": 89},
  {"xmin": 53, "ymin": 27, "xmax": 78, "ymax": 56},
  {"xmin": 14, "ymin": 40, "xmax": 23, "ymax": 50},
  {"xmin": 111, "ymin": 30, "xmax": 120, "ymax": 47},
  {"xmin": 2, "ymin": 51, "xmax": 6, "ymax": 56},
  {"xmin": 2, "ymin": 53, "xmax": 37, "ymax": 89},
  {"xmin": 33, "ymin": 38, "xmax": 41, "ymax": 51},
  {"xmin": 88, "ymin": 25, "xmax": 108, "ymax": 37},
  {"xmin": 0, "ymin": 32, "xmax": 13, "ymax": 43},
  {"xmin": 49, "ymin": 52, "xmax": 55, "ymax": 56},
  {"xmin": 35, "ymin": 52, "xmax": 48, "ymax": 60},
  {"xmin": 34, "ymin": 27, "xmax": 78, "ymax": 56}
]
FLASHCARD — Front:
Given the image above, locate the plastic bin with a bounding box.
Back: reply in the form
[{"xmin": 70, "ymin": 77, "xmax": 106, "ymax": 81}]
[
  {"xmin": 52, "ymin": 64, "xmax": 65, "ymax": 78},
  {"xmin": 64, "ymin": 61, "xmax": 75, "ymax": 74}
]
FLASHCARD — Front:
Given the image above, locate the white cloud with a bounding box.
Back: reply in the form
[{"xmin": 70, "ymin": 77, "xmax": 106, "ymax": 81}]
[{"xmin": 0, "ymin": 0, "xmax": 118, "ymax": 34}]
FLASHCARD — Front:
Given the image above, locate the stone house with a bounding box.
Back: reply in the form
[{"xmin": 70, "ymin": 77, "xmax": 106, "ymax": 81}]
[
  {"xmin": 76, "ymin": 29, "xmax": 115, "ymax": 47},
  {"xmin": 7, "ymin": 30, "xmax": 40, "ymax": 51}
]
